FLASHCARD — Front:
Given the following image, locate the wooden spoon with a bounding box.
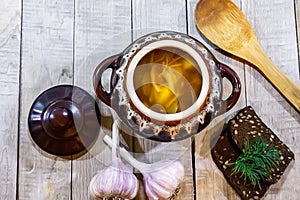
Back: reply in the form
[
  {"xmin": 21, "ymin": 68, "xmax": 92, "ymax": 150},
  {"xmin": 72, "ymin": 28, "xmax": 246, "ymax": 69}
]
[{"xmin": 194, "ymin": 0, "xmax": 300, "ymax": 112}]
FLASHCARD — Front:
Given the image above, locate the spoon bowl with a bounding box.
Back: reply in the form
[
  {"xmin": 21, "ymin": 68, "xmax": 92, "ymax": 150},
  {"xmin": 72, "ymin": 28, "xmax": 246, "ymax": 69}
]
[{"xmin": 195, "ymin": 0, "xmax": 300, "ymax": 113}]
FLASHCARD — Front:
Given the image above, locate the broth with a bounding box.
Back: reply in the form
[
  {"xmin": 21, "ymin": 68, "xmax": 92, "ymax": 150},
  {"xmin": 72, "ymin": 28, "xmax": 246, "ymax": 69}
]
[{"xmin": 133, "ymin": 47, "xmax": 202, "ymax": 114}]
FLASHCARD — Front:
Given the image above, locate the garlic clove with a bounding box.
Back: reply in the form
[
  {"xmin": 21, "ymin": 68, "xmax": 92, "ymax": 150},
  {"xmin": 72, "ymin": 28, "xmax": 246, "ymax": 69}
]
[
  {"xmin": 89, "ymin": 158, "xmax": 139, "ymax": 199},
  {"xmin": 144, "ymin": 186, "xmax": 159, "ymax": 200}
]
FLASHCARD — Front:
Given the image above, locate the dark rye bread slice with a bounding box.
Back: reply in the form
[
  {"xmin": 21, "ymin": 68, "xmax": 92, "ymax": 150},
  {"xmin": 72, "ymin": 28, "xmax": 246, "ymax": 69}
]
[
  {"xmin": 211, "ymin": 106, "xmax": 294, "ymax": 200},
  {"xmin": 211, "ymin": 127, "xmax": 270, "ymax": 199},
  {"xmin": 229, "ymin": 106, "xmax": 294, "ymax": 183}
]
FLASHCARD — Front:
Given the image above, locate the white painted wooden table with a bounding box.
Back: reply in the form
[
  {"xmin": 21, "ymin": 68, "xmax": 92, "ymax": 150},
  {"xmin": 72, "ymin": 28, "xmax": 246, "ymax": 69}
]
[{"xmin": 1, "ymin": 0, "xmax": 299, "ymax": 199}]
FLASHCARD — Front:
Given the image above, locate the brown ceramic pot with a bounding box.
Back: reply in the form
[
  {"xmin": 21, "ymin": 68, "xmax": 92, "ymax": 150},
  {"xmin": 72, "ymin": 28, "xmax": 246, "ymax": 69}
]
[{"xmin": 94, "ymin": 31, "xmax": 241, "ymax": 142}]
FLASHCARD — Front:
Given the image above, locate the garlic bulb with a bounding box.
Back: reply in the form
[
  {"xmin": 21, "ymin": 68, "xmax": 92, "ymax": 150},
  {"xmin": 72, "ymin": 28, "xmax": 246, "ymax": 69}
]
[
  {"xmin": 104, "ymin": 135, "xmax": 185, "ymax": 200},
  {"xmin": 89, "ymin": 121, "xmax": 139, "ymax": 199},
  {"xmin": 89, "ymin": 158, "xmax": 139, "ymax": 199},
  {"xmin": 142, "ymin": 159, "xmax": 184, "ymax": 200}
]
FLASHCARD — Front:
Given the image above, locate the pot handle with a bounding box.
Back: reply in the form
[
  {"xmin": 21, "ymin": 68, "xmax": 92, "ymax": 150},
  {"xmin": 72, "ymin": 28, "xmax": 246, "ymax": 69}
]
[
  {"xmin": 216, "ymin": 63, "xmax": 241, "ymax": 115},
  {"xmin": 93, "ymin": 54, "xmax": 120, "ymax": 107}
]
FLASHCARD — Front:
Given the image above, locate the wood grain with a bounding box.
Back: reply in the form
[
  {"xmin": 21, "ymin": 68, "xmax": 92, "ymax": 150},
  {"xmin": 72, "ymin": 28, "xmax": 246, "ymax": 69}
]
[
  {"xmin": 132, "ymin": 0, "xmax": 194, "ymax": 199},
  {"xmin": 18, "ymin": 0, "xmax": 74, "ymax": 199},
  {"xmin": 72, "ymin": 0, "xmax": 132, "ymax": 199},
  {"xmin": 0, "ymin": 0, "xmax": 21, "ymax": 199},
  {"xmin": 296, "ymin": 0, "xmax": 300, "ymax": 70},
  {"xmin": 188, "ymin": 0, "xmax": 246, "ymax": 199},
  {"xmin": 243, "ymin": 0, "xmax": 300, "ymax": 199},
  {"xmin": 0, "ymin": 0, "xmax": 299, "ymax": 199}
]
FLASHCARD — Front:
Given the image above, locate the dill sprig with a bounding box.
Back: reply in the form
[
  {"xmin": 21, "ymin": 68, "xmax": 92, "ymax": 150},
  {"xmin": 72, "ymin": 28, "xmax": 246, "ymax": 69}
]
[{"xmin": 228, "ymin": 137, "xmax": 280, "ymax": 188}]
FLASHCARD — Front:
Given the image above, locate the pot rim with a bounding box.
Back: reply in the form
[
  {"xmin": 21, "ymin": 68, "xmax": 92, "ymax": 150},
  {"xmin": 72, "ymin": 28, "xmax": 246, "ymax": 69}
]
[
  {"xmin": 125, "ymin": 39, "xmax": 210, "ymax": 121},
  {"xmin": 114, "ymin": 31, "xmax": 221, "ymax": 138}
]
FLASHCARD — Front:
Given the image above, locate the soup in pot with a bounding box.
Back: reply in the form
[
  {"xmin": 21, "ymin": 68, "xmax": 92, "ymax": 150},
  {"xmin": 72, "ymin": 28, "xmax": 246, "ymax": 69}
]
[{"xmin": 133, "ymin": 47, "xmax": 202, "ymax": 114}]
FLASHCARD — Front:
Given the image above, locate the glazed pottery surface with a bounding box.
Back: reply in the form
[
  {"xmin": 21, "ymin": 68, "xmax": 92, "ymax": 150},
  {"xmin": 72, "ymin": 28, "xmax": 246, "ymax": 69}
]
[{"xmin": 94, "ymin": 31, "xmax": 241, "ymax": 141}]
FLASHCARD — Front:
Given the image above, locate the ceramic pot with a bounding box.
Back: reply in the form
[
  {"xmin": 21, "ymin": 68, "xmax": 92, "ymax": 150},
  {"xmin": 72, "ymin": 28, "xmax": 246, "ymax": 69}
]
[{"xmin": 94, "ymin": 31, "xmax": 241, "ymax": 142}]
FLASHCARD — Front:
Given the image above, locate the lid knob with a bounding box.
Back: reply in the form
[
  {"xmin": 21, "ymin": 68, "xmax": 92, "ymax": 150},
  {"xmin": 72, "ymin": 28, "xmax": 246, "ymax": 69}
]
[{"xmin": 49, "ymin": 107, "xmax": 73, "ymax": 129}]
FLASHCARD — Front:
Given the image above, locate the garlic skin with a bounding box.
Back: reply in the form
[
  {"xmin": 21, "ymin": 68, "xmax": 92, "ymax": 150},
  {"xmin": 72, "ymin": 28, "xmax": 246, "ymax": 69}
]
[
  {"xmin": 89, "ymin": 158, "xmax": 139, "ymax": 199},
  {"xmin": 143, "ymin": 159, "xmax": 185, "ymax": 200}
]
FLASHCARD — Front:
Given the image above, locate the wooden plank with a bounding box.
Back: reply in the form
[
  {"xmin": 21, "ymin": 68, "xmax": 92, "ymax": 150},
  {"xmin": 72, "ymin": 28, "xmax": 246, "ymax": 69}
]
[
  {"xmin": 18, "ymin": 0, "xmax": 74, "ymax": 199},
  {"xmin": 72, "ymin": 0, "xmax": 132, "ymax": 199},
  {"xmin": 132, "ymin": 0, "xmax": 187, "ymax": 38},
  {"xmin": 296, "ymin": 0, "xmax": 300, "ymax": 70},
  {"xmin": 242, "ymin": 0, "xmax": 300, "ymax": 199},
  {"xmin": 132, "ymin": 0, "xmax": 194, "ymax": 199},
  {"xmin": 188, "ymin": 0, "xmax": 246, "ymax": 199},
  {"xmin": 0, "ymin": 0, "xmax": 21, "ymax": 199}
]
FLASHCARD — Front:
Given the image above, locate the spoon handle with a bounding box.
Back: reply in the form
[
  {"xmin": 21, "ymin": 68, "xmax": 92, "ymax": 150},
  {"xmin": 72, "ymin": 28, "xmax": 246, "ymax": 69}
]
[{"xmin": 250, "ymin": 49, "xmax": 300, "ymax": 113}]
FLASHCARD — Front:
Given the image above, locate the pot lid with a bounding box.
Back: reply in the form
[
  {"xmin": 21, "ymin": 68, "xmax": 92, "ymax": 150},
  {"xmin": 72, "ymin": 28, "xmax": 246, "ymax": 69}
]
[{"xmin": 28, "ymin": 85, "xmax": 101, "ymax": 158}]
